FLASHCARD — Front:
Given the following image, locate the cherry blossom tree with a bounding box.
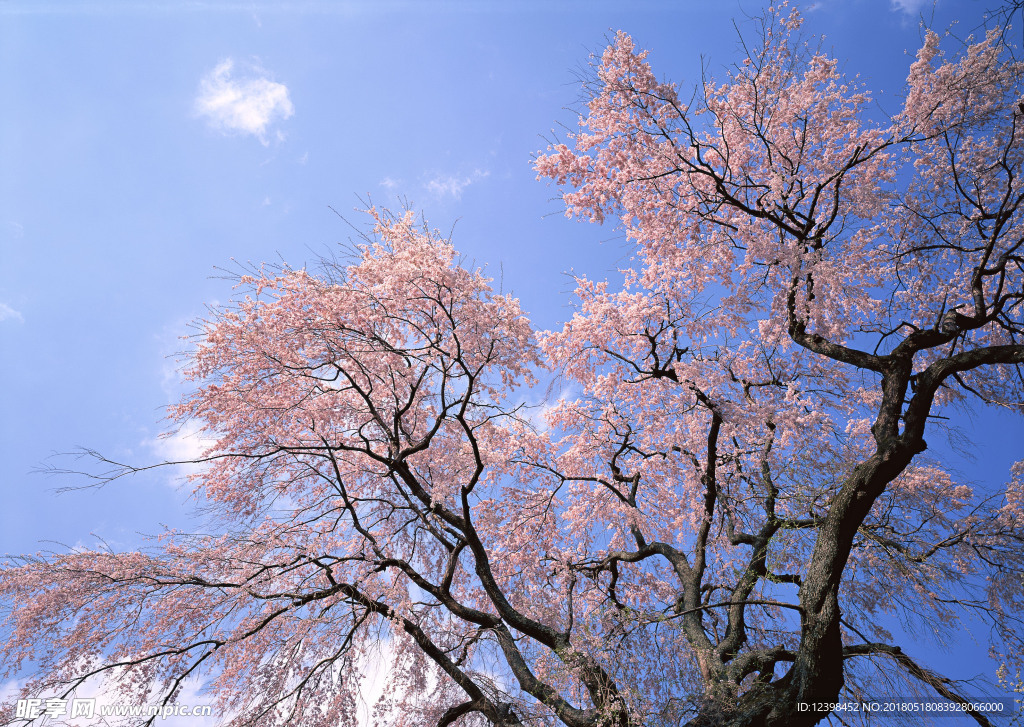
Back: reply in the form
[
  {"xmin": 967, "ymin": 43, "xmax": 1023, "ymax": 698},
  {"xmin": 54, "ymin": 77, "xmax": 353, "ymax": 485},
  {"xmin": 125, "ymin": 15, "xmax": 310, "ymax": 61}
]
[{"xmin": 3, "ymin": 7, "xmax": 1024, "ymax": 727}]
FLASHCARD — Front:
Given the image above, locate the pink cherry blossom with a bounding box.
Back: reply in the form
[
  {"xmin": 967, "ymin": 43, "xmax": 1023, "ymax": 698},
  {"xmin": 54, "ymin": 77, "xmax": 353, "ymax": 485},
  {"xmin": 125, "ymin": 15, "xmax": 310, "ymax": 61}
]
[{"xmin": 3, "ymin": 8, "xmax": 1024, "ymax": 727}]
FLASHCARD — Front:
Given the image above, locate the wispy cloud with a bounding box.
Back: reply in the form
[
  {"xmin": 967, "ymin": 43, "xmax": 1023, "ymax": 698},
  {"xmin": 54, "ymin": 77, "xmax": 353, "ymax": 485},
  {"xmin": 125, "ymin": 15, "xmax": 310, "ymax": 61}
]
[
  {"xmin": 423, "ymin": 169, "xmax": 490, "ymax": 200},
  {"xmin": 143, "ymin": 421, "xmax": 218, "ymax": 486},
  {"xmin": 890, "ymin": 0, "xmax": 931, "ymax": 15},
  {"xmin": 147, "ymin": 423, "xmax": 213, "ymax": 463},
  {"xmin": 379, "ymin": 176, "xmax": 401, "ymax": 190},
  {"xmin": 194, "ymin": 59, "xmax": 294, "ymax": 144},
  {"xmin": 0, "ymin": 302, "xmax": 24, "ymax": 323}
]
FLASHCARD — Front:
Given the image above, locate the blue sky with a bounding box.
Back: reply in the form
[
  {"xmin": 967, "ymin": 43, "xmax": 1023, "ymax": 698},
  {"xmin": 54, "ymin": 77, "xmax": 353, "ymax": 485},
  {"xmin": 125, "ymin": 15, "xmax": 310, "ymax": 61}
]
[{"xmin": 1, "ymin": 0, "xmax": 1021, "ymax": 722}]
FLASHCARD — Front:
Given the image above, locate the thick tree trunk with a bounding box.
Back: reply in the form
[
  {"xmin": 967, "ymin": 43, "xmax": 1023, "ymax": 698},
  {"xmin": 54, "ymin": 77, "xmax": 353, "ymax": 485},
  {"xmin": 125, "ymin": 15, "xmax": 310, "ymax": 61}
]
[{"xmin": 684, "ymin": 442, "xmax": 920, "ymax": 727}]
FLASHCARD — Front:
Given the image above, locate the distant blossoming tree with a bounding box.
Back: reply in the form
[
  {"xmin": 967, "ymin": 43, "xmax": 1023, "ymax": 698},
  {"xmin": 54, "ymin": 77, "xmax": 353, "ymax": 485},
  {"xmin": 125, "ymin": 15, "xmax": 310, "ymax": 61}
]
[{"xmin": 3, "ymin": 7, "xmax": 1024, "ymax": 727}]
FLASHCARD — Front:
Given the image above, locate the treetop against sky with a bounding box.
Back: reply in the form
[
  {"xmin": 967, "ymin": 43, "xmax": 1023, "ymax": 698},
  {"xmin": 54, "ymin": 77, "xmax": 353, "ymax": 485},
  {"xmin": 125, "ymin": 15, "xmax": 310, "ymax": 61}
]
[{"xmin": 2, "ymin": 1, "xmax": 1024, "ymax": 726}]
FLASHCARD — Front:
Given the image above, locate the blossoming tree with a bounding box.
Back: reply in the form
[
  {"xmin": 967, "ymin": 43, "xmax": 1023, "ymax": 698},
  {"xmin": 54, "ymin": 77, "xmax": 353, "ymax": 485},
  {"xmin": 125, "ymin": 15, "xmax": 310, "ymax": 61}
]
[{"xmin": 3, "ymin": 7, "xmax": 1024, "ymax": 727}]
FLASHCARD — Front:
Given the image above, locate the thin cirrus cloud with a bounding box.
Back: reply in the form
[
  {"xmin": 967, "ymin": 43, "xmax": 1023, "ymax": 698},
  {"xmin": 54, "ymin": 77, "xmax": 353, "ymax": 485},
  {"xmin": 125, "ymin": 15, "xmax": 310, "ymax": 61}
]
[
  {"xmin": 194, "ymin": 59, "xmax": 294, "ymax": 144},
  {"xmin": 423, "ymin": 169, "xmax": 490, "ymax": 200},
  {"xmin": 0, "ymin": 303, "xmax": 24, "ymax": 323},
  {"xmin": 806, "ymin": 0, "xmax": 931, "ymax": 14},
  {"xmin": 143, "ymin": 420, "xmax": 218, "ymax": 483},
  {"xmin": 890, "ymin": 0, "xmax": 931, "ymax": 14}
]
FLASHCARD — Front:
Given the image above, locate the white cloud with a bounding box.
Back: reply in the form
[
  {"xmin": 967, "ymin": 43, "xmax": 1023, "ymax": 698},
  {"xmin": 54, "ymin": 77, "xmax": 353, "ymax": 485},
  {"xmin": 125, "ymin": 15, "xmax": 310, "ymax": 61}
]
[
  {"xmin": 379, "ymin": 176, "xmax": 400, "ymax": 190},
  {"xmin": 0, "ymin": 302, "xmax": 23, "ymax": 323},
  {"xmin": 423, "ymin": 168, "xmax": 490, "ymax": 200},
  {"xmin": 143, "ymin": 420, "xmax": 217, "ymax": 486},
  {"xmin": 194, "ymin": 59, "xmax": 294, "ymax": 144},
  {"xmin": 147, "ymin": 421, "xmax": 213, "ymax": 463},
  {"xmin": 890, "ymin": 0, "xmax": 930, "ymax": 15}
]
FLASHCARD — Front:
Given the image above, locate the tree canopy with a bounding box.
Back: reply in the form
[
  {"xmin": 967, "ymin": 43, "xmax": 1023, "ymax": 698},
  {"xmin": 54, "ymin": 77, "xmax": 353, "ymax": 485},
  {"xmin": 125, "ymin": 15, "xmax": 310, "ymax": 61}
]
[{"xmin": 3, "ymin": 6, "xmax": 1024, "ymax": 727}]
